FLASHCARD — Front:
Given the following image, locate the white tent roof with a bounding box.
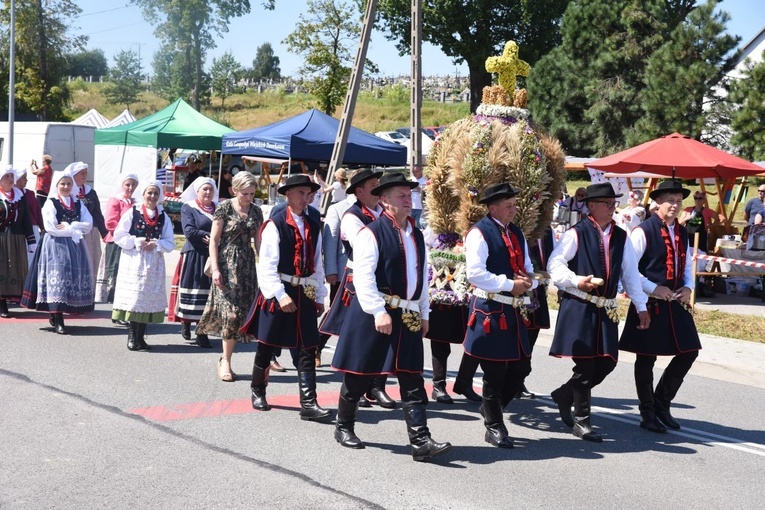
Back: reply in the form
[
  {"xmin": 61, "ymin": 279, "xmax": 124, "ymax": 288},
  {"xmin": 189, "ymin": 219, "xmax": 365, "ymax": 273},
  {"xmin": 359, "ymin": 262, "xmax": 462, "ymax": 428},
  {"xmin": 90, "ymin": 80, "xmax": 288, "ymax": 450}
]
[
  {"xmin": 105, "ymin": 109, "xmax": 137, "ymax": 128},
  {"xmin": 72, "ymin": 109, "xmax": 109, "ymax": 128}
]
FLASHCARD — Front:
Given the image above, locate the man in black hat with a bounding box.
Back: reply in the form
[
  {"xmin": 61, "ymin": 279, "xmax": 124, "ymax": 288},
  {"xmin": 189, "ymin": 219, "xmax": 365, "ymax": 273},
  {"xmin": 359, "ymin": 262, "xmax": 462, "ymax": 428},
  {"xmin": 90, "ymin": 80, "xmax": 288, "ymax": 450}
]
[
  {"xmin": 462, "ymin": 183, "xmax": 536, "ymax": 448},
  {"xmin": 241, "ymin": 174, "xmax": 331, "ymax": 422},
  {"xmin": 320, "ymin": 168, "xmax": 396, "ymax": 408},
  {"xmin": 619, "ymin": 180, "xmax": 701, "ymax": 433},
  {"xmin": 548, "ymin": 182, "xmax": 650, "ymax": 442},
  {"xmin": 331, "ymin": 172, "xmax": 452, "ymax": 461}
]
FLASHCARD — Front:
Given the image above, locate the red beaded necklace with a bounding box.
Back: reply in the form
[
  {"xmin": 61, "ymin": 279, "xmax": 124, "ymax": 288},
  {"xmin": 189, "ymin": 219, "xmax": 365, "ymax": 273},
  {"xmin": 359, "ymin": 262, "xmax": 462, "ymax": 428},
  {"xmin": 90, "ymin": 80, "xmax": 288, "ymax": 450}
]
[
  {"xmin": 196, "ymin": 199, "xmax": 215, "ymax": 214},
  {"xmin": 142, "ymin": 204, "xmax": 158, "ymax": 227},
  {"xmin": 58, "ymin": 194, "xmax": 75, "ymax": 210},
  {"xmin": 0, "ymin": 187, "xmax": 14, "ymax": 202}
]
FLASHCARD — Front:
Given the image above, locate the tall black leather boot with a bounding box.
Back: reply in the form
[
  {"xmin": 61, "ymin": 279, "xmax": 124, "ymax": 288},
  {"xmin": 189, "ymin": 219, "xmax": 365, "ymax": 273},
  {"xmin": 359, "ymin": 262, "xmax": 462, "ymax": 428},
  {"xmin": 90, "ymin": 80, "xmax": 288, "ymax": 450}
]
[
  {"xmin": 334, "ymin": 394, "xmax": 364, "ymax": 449},
  {"xmin": 430, "ymin": 355, "xmax": 453, "ymax": 404},
  {"xmin": 298, "ymin": 369, "xmax": 332, "ymax": 422},
  {"xmin": 654, "ymin": 373, "xmax": 684, "ymax": 430},
  {"xmin": 402, "ymin": 403, "xmax": 452, "ymax": 461},
  {"xmin": 482, "ymin": 398, "xmax": 513, "ymax": 448},
  {"xmin": 250, "ymin": 361, "xmax": 271, "ymax": 411},
  {"xmin": 550, "ymin": 382, "xmax": 575, "ymax": 428},
  {"xmin": 572, "ymin": 387, "xmax": 602, "ymax": 442},
  {"xmin": 54, "ymin": 313, "xmax": 67, "ymax": 335},
  {"xmin": 635, "ymin": 368, "xmax": 666, "ymax": 433},
  {"xmin": 452, "ymin": 354, "xmax": 481, "ymax": 402},
  {"xmin": 127, "ymin": 322, "xmax": 138, "ymax": 351},
  {"xmin": 135, "ymin": 323, "xmax": 150, "ymax": 351},
  {"xmin": 366, "ymin": 375, "xmax": 397, "ymax": 409},
  {"xmin": 180, "ymin": 321, "xmax": 191, "ymax": 340}
]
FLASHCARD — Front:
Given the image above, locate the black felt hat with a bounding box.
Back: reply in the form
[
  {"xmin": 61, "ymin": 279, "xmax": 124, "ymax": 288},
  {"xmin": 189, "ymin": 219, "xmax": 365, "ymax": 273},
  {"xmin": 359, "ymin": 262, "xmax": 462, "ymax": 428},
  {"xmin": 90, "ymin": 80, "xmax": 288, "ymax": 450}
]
[
  {"xmin": 648, "ymin": 180, "xmax": 691, "ymax": 200},
  {"xmin": 584, "ymin": 182, "xmax": 623, "ymax": 201},
  {"xmin": 346, "ymin": 168, "xmax": 384, "ymax": 194},
  {"xmin": 478, "ymin": 183, "xmax": 522, "ymax": 204},
  {"xmin": 371, "ymin": 172, "xmax": 418, "ymax": 196},
  {"xmin": 278, "ymin": 174, "xmax": 320, "ymax": 194}
]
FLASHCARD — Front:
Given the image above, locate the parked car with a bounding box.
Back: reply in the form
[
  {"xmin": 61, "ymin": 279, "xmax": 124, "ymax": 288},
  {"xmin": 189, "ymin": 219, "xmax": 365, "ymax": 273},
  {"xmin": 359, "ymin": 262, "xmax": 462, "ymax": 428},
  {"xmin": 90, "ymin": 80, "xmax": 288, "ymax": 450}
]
[
  {"xmin": 375, "ymin": 130, "xmax": 408, "ymax": 145},
  {"xmin": 423, "ymin": 127, "xmax": 439, "ymax": 140}
]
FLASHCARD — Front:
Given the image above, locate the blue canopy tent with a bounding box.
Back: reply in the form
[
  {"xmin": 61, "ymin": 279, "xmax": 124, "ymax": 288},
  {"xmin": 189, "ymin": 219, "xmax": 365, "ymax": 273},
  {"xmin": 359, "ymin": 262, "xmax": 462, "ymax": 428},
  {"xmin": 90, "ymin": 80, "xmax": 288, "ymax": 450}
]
[{"xmin": 221, "ymin": 109, "xmax": 407, "ymax": 166}]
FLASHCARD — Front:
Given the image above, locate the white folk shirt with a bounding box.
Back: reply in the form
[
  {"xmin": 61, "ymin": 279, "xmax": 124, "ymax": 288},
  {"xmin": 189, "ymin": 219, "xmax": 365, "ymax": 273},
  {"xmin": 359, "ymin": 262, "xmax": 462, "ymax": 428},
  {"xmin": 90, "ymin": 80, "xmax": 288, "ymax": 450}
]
[
  {"xmin": 630, "ymin": 220, "xmax": 695, "ymax": 294},
  {"xmin": 353, "ymin": 219, "xmax": 430, "ymax": 321},
  {"xmin": 258, "ymin": 209, "xmax": 327, "ymax": 302},
  {"xmin": 340, "ymin": 204, "xmax": 382, "ymax": 248},
  {"xmin": 42, "ymin": 196, "xmax": 93, "ymax": 244},
  {"xmin": 464, "ymin": 218, "xmax": 538, "ymax": 293},
  {"xmin": 548, "ymin": 222, "xmax": 648, "ymax": 312}
]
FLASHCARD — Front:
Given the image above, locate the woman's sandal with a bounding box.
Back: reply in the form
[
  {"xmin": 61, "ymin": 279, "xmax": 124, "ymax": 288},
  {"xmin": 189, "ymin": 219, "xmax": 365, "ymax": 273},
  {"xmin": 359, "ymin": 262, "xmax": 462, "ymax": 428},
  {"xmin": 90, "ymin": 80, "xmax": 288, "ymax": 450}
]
[{"xmin": 218, "ymin": 357, "xmax": 235, "ymax": 382}]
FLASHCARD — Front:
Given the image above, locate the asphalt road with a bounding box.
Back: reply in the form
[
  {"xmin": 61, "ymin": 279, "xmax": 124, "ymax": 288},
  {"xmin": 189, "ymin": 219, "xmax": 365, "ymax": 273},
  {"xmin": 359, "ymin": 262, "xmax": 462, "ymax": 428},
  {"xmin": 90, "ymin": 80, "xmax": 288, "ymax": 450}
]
[{"xmin": 2, "ymin": 302, "xmax": 764, "ymax": 510}]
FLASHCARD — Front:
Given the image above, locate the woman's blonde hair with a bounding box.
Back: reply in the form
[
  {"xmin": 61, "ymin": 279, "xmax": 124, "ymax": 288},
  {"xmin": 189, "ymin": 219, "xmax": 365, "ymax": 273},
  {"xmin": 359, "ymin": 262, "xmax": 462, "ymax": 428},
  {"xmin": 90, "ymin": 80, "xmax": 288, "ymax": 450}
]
[{"xmin": 231, "ymin": 171, "xmax": 258, "ymax": 192}]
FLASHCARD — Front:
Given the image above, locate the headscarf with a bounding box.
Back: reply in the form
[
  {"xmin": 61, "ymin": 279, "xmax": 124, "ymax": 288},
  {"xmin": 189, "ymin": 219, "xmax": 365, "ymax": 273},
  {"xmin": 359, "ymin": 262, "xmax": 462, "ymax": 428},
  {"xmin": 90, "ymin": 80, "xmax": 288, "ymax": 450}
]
[
  {"xmin": 12, "ymin": 167, "xmax": 27, "ymax": 185},
  {"xmin": 120, "ymin": 173, "xmax": 140, "ymax": 187},
  {"xmin": 63, "ymin": 161, "xmax": 89, "ymax": 197},
  {"xmin": 135, "ymin": 179, "xmax": 164, "ymax": 208},
  {"xmin": 1, "ymin": 165, "xmax": 15, "ymax": 182},
  {"xmin": 49, "ymin": 171, "xmax": 75, "ymax": 202},
  {"xmin": 179, "ymin": 176, "xmax": 219, "ymax": 204}
]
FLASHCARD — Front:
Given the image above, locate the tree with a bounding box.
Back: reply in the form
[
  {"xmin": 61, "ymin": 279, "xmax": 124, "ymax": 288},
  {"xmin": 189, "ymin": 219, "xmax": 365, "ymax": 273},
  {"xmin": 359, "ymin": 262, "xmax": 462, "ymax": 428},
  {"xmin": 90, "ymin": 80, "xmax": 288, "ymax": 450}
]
[
  {"xmin": 103, "ymin": 50, "xmax": 142, "ymax": 110},
  {"xmin": 250, "ymin": 42, "xmax": 281, "ymax": 82},
  {"xmin": 528, "ymin": 0, "xmax": 737, "ymax": 156},
  {"xmin": 0, "ymin": 0, "xmax": 86, "ymax": 120},
  {"xmin": 729, "ymin": 51, "xmax": 765, "ymax": 161},
  {"xmin": 132, "ymin": 1, "xmax": 273, "ymax": 111},
  {"xmin": 65, "ymin": 49, "xmax": 109, "ymax": 78},
  {"xmin": 151, "ymin": 42, "xmax": 191, "ymax": 102},
  {"xmin": 635, "ymin": 0, "xmax": 739, "ymax": 146},
  {"xmin": 284, "ymin": 0, "xmax": 374, "ymax": 115},
  {"xmin": 211, "ymin": 51, "xmax": 243, "ymax": 108},
  {"xmin": 376, "ymin": 0, "xmax": 570, "ymax": 113}
]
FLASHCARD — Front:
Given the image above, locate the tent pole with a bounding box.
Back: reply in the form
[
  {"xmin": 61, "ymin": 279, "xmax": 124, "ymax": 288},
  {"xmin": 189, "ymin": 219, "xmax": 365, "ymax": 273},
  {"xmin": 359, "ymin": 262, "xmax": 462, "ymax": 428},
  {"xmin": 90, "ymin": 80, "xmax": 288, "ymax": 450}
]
[{"xmin": 217, "ymin": 153, "xmax": 223, "ymax": 196}]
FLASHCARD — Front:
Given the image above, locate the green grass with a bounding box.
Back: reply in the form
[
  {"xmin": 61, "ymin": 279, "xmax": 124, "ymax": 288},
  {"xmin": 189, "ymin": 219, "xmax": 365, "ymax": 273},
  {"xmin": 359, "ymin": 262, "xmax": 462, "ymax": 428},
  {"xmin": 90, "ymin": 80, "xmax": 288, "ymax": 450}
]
[{"xmin": 66, "ymin": 82, "xmax": 470, "ymax": 133}]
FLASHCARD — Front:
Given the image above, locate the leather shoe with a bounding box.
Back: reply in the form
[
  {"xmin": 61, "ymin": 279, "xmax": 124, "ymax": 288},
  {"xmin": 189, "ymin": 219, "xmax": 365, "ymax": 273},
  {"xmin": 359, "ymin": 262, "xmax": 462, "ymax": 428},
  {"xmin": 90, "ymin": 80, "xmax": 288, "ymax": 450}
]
[
  {"xmin": 366, "ymin": 387, "xmax": 397, "ymax": 409},
  {"xmin": 251, "ymin": 388, "xmax": 271, "ymax": 411},
  {"xmin": 655, "ymin": 406, "xmax": 681, "ymax": 430},
  {"xmin": 640, "ymin": 415, "xmax": 667, "ymax": 434},
  {"xmin": 180, "ymin": 321, "xmax": 191, "ymax": 340},
  {"xmin": 516, "ymin": 384, "xmax": 536, "ymax": 399},
  {"xmin": 49, "ymin": 314, "xmax": 56, "ymax": 327},
  {"xmin": 112, "ymin": 319, "xmax": 128, "ymax": 327},
  {"xmin": 358, "ymin": 394, "xmax": 372, "ymax": 408},
  {"xmin": 573, "ymin": 422, "xmax": 603, "ymax": 442},
  {"xmin": 431, "ymin": 383, "xmax": 454, "ymax": 404},
  {"xmin": 270, "ymin": 360, "xmax": 287, "ymax": 372},
  {"xmin": 334, "ymin": 427, "xmax": 365, "ymax": 449},
  {"xmin": 453, "ymin": 381, "xmax": 482, "ymax": 402},
  {"xmin": 0, "ymin": 301, "xmax": 10, "ymax": 318},
  {"xmin": 412, "ymin": 438, "xmax": 452, "ymax": 462},
  {"xmin": 485, "ymin": 429, "xmax": 514, "ymax": 449},
  {"xmin": 195, "ymin": 334, "xmax": 212, "ymax": 348},
  {"xmin": 551, "ymin": 386, "xmax": 575, "ymax": 428},
  {"xmin": 299, "ymin": 405, "xmax": 332, "ymax": 422}
]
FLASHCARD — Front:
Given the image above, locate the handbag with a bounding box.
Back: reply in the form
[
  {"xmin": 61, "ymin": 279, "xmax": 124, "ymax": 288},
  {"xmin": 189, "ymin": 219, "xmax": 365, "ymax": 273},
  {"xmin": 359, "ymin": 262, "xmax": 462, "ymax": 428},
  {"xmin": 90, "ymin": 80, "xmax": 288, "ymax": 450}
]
[{"xmin": 203, "ymin": 257, "xmax": 213, "ymax": 277}]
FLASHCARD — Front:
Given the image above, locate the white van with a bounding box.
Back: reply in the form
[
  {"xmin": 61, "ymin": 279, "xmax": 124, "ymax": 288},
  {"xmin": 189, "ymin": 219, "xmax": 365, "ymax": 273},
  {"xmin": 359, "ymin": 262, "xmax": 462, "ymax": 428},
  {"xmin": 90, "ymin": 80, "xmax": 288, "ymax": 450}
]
[{"xmin": 0, "ymin": 122, "xmax": 96, "ymax": 188}]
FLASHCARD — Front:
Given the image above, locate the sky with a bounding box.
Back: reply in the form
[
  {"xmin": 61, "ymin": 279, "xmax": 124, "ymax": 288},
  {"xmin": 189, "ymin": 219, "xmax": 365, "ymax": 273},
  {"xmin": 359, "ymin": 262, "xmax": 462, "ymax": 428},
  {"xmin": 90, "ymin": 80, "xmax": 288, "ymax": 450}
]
[{"xmin": 73, "ymin": 0, "xmax": 765, "ymax": 78}]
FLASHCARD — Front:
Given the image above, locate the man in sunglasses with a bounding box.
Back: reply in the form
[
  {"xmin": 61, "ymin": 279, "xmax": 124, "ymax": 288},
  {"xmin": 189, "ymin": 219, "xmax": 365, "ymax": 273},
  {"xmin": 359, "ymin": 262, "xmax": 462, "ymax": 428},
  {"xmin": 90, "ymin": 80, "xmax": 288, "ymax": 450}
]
[{"xmin": 548, "ymin": 182, "xmax": 649, "ymax": 442}]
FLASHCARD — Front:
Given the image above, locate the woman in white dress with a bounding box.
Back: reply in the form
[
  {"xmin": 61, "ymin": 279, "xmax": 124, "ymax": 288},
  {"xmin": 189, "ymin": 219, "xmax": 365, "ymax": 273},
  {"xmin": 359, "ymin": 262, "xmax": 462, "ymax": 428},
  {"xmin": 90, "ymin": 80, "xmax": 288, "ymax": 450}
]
[
  {"xmin": 111, "ymin": 180, "xmax": 175, "ymax": 351},
  {"xmin": 68, "ymin": 162, "xmax": 107, "ymax": 295}
]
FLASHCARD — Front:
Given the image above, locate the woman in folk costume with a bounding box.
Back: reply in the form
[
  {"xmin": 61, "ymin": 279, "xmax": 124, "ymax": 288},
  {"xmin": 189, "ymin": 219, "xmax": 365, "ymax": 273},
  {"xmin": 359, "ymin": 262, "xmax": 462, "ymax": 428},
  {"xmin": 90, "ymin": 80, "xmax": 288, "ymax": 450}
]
[
  {"xmin": 21, "ymin": 170, "xmax": 94, "ymax": 334},
  {"xmin": 168, "ymin": 177, "xmax": 218, "ymax": 348},
  {"xmin": 68, "ymin": 162, "xmax": 108, "ymax": 294},
  {"xmin": 12, "ymin": 167, "xmax": 44, "ymax": 268},
  {"xmin": 111, "ymin": 180, "xmax": 175, "ymax": 351},
  {"xmin": 96, "ymin": 173, "xmax": 139, "ymax": 315},
  {"xmin": 0, "ymin": 166, "xmax": 35, "ymax": 318}
]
